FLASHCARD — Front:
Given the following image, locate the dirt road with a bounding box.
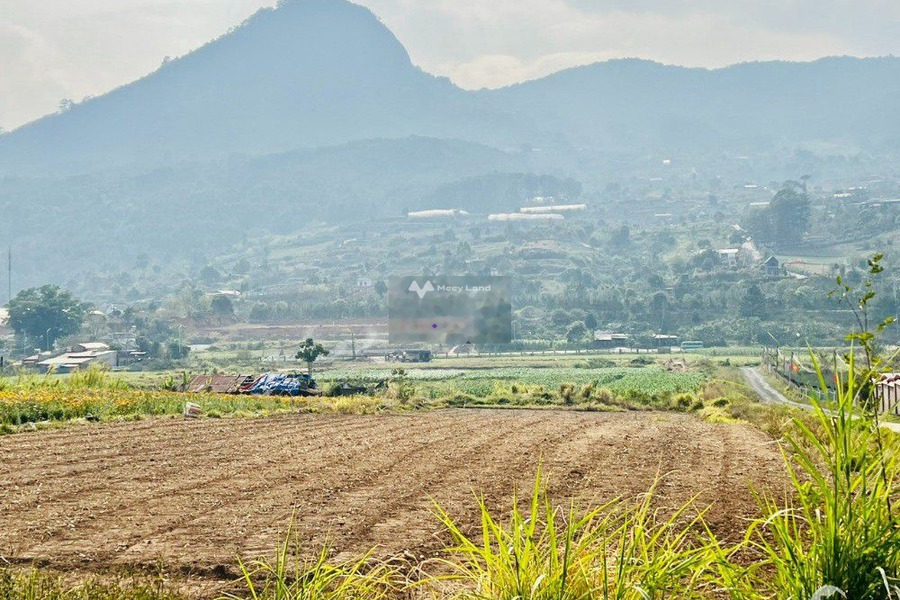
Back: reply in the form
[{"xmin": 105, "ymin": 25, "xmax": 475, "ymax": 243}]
[
  {"xmin": 0, "ymin": 410, "xmax": 787, "ymax": 587},
  {"xmin": 741, "ymin": 367, "xmax": 809, "ymax": 408},
  {"xmin": 741, "ymin": 367, "xmax": 900, "ymax": 434}
]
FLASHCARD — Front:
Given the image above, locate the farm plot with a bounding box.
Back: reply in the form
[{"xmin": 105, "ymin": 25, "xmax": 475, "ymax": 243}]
[
  {"xmin": 0, "ymin": 409, "xmax": 787, "ymax": 590},
  {"xmin": 318, "ymin": 366, "xmax": 706, "ymax": 402}
]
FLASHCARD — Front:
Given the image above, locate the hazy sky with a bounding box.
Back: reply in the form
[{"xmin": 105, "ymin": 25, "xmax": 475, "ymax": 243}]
[{"xmin": 2, "ymin": 0, "xmax": 899, "ymax": 130}]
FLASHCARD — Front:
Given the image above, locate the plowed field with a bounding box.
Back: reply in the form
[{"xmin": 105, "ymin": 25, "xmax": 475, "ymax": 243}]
[{"xmin": 0, "ymin": 410, "xmax": 787, "ymax": 587}]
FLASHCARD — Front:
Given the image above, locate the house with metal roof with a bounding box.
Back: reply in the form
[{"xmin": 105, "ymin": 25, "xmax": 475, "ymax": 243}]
[{"xmin": 35, "ymin": 342, "xmax": 117, "ymax": 373}]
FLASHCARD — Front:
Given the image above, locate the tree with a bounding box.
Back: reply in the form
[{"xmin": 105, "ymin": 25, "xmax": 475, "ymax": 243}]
[
  {"xmin": 769, "ymin": 185, "xmax": 811, "ymax": 244},
  {"xmin": 610, "ymin": 225, "xmax": 631, "ymax": 248},
  {"xmin": 566, "ymin": 321, "xmax": 589, "ymax": 345},
  {"xmin": 295, "ymin": 338, "xmax": 329, "ymax": 377},
  {"xmin": 134, "ymin": 253, "xmax": 150, "ymax": 272},
  {"xmin": 742, "ymin": 210, "xmax": 776, "ymax": 245},
  {"xmin": 7, "ymin": 285, "xmax": 88, "ymax": 349},
  {"xmin": 374, "ymin": 280, "xmax": 388, "ymax": 297},
  {"xmin": 199, "ymin": 265, "xmax": 222, "ymax": 285},
  {"xmin": 740, "ymin": 283, "xmax": 767, "ymax": 319},
  {"xmin": 692, "ymin": 249, "xmax": 721, "ymax": 271},
  {"xmin": 210, "ymin": 294, "xmax": 235, "ymax": 320}
]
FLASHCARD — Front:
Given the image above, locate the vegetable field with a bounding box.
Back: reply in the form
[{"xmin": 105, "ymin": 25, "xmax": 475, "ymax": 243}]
[
  {"xmin": 0, "ymin": 362, "xmax": 709, "ymax": 432},
  {"xmin": 319, "ymin": 366, "xmax": 707, "ymax": 402}
]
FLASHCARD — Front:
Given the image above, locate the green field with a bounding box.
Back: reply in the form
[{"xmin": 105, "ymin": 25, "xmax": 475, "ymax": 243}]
[{"xmin": 318, "ymin": 366, "xmax": 706, "ymax": 399}]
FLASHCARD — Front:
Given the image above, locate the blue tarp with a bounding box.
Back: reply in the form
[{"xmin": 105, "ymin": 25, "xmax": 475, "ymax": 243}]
[{"xmin": 248, "ymin": 373, "xmax": 317, "ymax": 396}]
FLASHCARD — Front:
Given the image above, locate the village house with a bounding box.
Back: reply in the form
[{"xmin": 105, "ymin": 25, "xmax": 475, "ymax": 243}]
[
  {"xmin": 761, "ymin": 256, "xmax": 783, "ymax": 278},
  {"xmin": 717, "ymin": 248, "xmax": 740, "ymax": 268}
]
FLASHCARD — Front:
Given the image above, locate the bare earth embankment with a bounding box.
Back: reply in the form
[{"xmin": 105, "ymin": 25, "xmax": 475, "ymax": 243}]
[{"xmin": 0, "ymin": 410, "xmax": 788, "ymax": 587}]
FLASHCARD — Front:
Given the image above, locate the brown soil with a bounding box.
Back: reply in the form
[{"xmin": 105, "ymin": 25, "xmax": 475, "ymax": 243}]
[{"xmin": 0, "ymin": 410, "xmax": 788, "ymax": 590}]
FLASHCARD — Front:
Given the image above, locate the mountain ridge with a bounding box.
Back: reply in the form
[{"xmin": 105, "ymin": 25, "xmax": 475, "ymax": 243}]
[{"xmin": 1, "ymin": 0, "xmax": 900, "ymax": 176}]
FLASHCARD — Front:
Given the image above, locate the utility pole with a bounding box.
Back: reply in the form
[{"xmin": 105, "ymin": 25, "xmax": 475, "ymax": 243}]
[{"xmin": 6, "ymin": 246, "xmax": 10, "ymax": 306}]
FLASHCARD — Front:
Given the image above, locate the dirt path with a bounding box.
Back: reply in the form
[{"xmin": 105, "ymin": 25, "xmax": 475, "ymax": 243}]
[
  {"xmin": 741, "ymin": 367, "xmax": 810, "ymax": 408},
  {"xmin": 741, "ymin": 367, "xmax": 900, "ymax": 434},
  {"xmin": 0, "ymin": 410, "xmax": 788, "ymax": 589}
]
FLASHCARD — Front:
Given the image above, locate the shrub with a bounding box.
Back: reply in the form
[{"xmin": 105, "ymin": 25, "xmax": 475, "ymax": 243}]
[
  {"xmin": 387, "ymin": 369, "xmax": 415, "ymax": 404},
  {"xmin": 558, "ymin": 383, "xmax": 577, "ymax": 405},
  {"xmin": 594, "ymin": 387, "xmax": 615, "ymax": 404},
  {"xmin": 671, "ymin": 393, "xmax": 696, "ymax": 411},
  {"xmin": 581, "ymin": 382, "xmax": 595, "ymax": 399}
]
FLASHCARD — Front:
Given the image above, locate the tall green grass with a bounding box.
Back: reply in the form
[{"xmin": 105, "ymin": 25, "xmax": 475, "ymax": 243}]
[
  {"xmin": 431, "ymin": 468, "xmax": 715, "ymax": 600},
  {"xmin": 66, "ymin": 364, "xmax": 131, "ymax": 390}
]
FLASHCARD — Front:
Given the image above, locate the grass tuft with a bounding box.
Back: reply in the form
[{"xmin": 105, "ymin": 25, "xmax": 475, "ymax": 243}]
[
  {"xmin": 430, "ymin": 466, "xmax": 716, "ymax": 600},
  {"xmin": 223, "ymin": 524, "xmax": 400, "ymax": 600}
]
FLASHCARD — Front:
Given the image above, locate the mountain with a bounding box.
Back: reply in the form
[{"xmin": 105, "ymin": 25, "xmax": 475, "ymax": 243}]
[
  {"xmin": 2, "ymin": 0, "xmax": 900, "ymax": 177},
  {"xmin": 0, "ymin": 0, "xmax": 519, "ymax": 176},
  {"xmin": 491, "ymin": 57, "xmax": 900, "ymax": 155}
]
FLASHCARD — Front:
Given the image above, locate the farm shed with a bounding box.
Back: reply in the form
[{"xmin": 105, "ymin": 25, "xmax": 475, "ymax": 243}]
[
  {"xmin": 717, "ymin": 248, "xmax": 740, "ymax": 267},
  {"xmin": 654, "ymin": 334, "xmax": 680, "ymax": 349},
  {"xmin": 36, "ymin": 342, "xmax": 117, "ymax": 374},
  {"xmin": 488, "ymin": 213, "xmax": 564, "ymax": 221},
  {"xmin": 407, "ymin": 209, "xmax": 470, "ymax": 218},
  {"xmin": 592, "ymin": 331, "xmax": 629, "ymax": 349}
]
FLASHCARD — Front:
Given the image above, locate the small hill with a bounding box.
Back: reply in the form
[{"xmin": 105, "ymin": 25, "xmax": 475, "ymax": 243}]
[{"xmin": 0, "ymin": 137, "xmax": 527, "ymax": 289}]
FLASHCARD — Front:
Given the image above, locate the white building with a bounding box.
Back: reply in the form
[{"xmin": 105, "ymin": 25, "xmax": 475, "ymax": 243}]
[{"xmin": 520, "ymin": 204, "xmax": 587, "ymax": 214}]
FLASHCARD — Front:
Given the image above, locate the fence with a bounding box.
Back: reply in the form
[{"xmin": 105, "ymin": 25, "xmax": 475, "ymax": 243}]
[
  {"xmin": 875, "ymin": 375, "xmax": 900, "ymax": 416},
  {"xmin": 762, "ymin": 347, "xmax": 900, "ymax": 415},
  {"xmin": 761, "ymin": 346, "xmax": 839, "ymax": 403}
]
